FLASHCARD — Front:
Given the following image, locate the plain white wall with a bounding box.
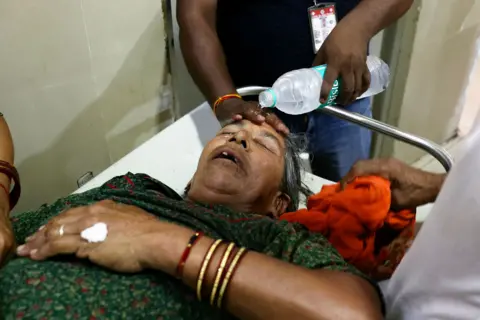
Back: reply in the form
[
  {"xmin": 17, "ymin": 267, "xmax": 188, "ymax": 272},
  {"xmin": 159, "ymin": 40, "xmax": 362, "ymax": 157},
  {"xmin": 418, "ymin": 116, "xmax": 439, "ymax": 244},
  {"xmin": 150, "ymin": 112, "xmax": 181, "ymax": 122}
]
[{"xmin": 0, "ymin": 0, "xmax": 174, "ymax": 212}]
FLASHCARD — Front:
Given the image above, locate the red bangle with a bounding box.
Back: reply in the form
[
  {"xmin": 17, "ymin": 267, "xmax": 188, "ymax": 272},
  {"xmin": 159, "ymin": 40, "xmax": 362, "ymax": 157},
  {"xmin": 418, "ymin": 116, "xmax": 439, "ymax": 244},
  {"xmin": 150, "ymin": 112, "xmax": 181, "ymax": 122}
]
[{"xmin": 176, "ymin": 231, "xmax": 204, "ymax": 279}]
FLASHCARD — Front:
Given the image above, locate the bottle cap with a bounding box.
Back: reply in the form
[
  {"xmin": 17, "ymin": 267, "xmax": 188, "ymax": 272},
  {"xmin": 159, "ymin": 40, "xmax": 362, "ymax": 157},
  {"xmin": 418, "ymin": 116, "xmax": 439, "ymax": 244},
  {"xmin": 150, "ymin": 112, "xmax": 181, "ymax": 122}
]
[{"xmin": 258, "ymin": 89, "xmax": 277, "ymax": 108}]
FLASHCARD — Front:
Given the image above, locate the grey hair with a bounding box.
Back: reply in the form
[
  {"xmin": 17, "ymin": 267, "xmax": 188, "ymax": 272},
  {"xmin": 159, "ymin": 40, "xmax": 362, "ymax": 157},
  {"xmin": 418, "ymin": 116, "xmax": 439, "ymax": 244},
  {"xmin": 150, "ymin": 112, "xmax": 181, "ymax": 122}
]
[
  {"xmin": 184, "ymin": 133, "xmax": 312, "ymax": 213},
  {"xmin": 281, "ymin": 133, "xmax": 312, "ymax": 212}
]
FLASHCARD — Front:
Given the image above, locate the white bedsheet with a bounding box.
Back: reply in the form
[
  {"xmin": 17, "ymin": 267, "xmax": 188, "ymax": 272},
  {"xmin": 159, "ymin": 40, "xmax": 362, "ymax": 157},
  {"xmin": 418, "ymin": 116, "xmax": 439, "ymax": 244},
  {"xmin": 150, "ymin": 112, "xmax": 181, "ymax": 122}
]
[{"xmin": 74, "ymin": 102, "xmax": 432, "ymax": 219}]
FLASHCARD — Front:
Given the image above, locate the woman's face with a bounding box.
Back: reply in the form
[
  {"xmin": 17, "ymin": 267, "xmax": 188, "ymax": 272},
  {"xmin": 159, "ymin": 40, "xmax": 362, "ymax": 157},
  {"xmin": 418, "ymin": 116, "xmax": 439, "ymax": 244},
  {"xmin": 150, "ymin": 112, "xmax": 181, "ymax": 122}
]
[{"xmin": 188, "ymin": 120, "xmax": 290, "ymax": 217}]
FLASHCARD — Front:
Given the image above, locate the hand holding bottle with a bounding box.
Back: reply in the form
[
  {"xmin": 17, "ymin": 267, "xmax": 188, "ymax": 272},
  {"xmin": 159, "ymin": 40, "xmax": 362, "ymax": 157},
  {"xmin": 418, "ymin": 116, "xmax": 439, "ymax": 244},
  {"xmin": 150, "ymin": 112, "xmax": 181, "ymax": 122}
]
[{"xmin": 313, "ymin": 21, "xmax": 371, "ymax": 105}]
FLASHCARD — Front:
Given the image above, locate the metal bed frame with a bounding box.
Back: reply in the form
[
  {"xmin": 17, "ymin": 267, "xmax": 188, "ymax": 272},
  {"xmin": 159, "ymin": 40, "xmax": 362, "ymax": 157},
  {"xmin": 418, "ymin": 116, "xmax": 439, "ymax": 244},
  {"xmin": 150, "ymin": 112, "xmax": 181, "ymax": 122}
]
[{"xmin": 237, "ymin": 86, "xmax": 454, "ymax": 172}]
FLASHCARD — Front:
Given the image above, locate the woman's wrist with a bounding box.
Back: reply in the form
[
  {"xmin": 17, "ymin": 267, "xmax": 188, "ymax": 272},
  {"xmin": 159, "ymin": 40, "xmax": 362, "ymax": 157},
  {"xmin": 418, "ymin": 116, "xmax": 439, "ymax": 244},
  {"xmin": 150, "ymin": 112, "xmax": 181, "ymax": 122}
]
[{"xmin": 141, "ymin": 222, "xmax": 202, "ymax": 275}]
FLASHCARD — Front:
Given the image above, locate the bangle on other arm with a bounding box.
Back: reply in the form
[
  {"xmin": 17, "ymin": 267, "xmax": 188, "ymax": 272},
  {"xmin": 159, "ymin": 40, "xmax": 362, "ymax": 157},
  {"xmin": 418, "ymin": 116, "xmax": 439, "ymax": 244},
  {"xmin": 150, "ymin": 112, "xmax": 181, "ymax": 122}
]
[
  {"xmin": 0, "ymin": 160, "xmax": 20, "ymax": 210},
  {"xmin": 213, "ymin": 94, "xmax": 242, "ymax": 115}
]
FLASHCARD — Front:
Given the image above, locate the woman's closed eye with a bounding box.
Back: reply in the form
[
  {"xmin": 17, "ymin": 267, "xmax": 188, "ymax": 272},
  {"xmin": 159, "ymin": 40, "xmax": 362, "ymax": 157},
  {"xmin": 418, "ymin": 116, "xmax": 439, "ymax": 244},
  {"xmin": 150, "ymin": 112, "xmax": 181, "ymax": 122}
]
[
  {"xmin": 220, "ymin": 132, "xmax": 235, "ymax": 136},
  {"xmin": 255, "ymin": 138, "xmax": 279, "ymax": 155},
  {"xmin": 218, "ymin": 129, "xmax": 280, "ymax": 154}
]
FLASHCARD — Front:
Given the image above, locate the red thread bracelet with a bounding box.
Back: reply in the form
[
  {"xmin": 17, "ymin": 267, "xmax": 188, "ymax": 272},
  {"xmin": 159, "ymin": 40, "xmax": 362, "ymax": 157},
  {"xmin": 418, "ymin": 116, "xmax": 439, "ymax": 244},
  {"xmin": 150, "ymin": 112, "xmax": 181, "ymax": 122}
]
[
  {"xmin": 176, "ymin": 231, "xmax": 204, "ymax": 279},
  {"xmin": 213, "ymin": 93, "xmax": 242, "ymax": 115}
]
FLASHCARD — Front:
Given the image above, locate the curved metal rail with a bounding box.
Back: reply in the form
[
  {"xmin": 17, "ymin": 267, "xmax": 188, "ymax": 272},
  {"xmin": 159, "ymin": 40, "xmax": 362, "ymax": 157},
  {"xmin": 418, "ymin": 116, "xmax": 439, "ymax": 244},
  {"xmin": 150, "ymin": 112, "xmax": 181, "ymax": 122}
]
[{"xmin": 237, "ymin": 86, "xmax": 454, "ymax": 172}]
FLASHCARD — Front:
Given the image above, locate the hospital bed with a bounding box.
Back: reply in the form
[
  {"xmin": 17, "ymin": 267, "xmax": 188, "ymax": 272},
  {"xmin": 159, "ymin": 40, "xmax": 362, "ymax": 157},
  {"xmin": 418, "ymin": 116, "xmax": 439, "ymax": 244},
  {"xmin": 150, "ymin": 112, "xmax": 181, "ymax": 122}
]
[{"xmin": 75, "ymin": 87, "xmax": 453, "ymax": 223}]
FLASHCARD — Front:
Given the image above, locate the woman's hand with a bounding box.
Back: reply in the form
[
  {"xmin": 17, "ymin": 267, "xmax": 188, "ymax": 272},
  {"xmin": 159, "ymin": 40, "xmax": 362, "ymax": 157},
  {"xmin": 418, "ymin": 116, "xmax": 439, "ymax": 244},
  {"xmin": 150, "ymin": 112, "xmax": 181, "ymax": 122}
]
[
  {"xmin": 340, "ymin": 158, "xmax": 446, "ymax": 210},
  {"xmin": 16, "ymin": 200, "xmax": 178, "ymax": 273}
]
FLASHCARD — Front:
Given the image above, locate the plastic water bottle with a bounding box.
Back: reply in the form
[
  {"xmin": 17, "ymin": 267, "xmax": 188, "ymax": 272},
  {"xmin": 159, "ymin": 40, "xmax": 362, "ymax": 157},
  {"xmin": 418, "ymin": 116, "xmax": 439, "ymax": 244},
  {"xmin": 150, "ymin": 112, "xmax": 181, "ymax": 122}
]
[{"xmin": 258, "ymin": 55, "xmax": 390, "ymax": 115}]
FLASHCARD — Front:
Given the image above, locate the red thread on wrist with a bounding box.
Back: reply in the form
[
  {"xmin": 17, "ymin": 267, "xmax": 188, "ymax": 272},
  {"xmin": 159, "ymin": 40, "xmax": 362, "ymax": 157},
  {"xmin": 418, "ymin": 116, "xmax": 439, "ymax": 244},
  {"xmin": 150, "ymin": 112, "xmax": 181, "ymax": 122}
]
[{"xmin": 213, "ymin": 94, "xmax": 242, "ymax": 114}]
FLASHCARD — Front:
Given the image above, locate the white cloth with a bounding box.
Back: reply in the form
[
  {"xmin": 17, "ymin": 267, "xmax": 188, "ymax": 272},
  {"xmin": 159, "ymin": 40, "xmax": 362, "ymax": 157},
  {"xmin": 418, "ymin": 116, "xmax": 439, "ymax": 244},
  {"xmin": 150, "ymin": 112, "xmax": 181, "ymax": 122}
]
[{"xmin": 383, "ymin": 114, "xmax": 480, "ymax": 319}]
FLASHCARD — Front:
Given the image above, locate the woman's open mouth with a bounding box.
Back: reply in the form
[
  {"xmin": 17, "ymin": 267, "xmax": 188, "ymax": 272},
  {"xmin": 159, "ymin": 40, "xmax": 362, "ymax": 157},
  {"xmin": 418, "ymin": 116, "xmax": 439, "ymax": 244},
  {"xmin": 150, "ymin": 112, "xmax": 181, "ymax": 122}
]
[
  {"xmin": 216, "ymin": 151, "xmax": 238, "ymax": 164},
  {"xmin": 212, "ymin": 147, "xmax": 246, "ymax": 172}
]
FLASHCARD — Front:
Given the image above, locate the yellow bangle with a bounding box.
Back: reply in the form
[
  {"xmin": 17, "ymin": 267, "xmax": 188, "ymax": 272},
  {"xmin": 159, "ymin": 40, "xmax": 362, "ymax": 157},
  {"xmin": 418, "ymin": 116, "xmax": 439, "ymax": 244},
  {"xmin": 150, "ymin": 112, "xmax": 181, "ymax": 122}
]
[
  {"xmin": 213, "ymin": 93, "xmax": 242, "ymax": 114},
  {"xmin": 196, "ymin": 239, "xmax": 222, "ymax": 301},
  {"xmin": 217, "ymin": 247, "xmax": 247, "ymax": 308},
  {"xmin": 210, "ymin": 242, "xmax": 235, "ymax": 306}
]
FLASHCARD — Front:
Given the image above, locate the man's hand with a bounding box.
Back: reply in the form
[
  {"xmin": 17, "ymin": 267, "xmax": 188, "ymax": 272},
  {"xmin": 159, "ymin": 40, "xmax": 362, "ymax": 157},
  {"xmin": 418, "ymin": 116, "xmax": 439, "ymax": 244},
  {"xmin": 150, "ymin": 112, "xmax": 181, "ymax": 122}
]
[
  {"xmin": 340, "ymin": 158, "xmax": 446, "ymax": 210},
  {"xmin": 313, "ymin": 22, "xmax": 370, "ymax": 106},
  {"xmin": 215, "ymin": 98, "xmax": 289, "ymax": 134}
]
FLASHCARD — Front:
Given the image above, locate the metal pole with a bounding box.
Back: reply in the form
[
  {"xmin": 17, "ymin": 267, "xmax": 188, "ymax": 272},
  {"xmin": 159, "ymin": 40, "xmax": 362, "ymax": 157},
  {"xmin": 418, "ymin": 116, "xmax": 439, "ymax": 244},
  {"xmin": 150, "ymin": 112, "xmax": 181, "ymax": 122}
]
[{"xmin": 237, "ymin": 86, "xmax": 454, "ymax": 172}]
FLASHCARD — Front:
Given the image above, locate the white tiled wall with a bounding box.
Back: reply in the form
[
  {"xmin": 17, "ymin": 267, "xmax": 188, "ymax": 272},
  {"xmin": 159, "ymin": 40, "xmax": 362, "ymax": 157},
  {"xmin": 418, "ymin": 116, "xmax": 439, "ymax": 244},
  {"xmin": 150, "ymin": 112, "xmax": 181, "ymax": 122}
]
[{"xmin": 0, "ymin": 0, "xmax": 173, "ymax": 212}]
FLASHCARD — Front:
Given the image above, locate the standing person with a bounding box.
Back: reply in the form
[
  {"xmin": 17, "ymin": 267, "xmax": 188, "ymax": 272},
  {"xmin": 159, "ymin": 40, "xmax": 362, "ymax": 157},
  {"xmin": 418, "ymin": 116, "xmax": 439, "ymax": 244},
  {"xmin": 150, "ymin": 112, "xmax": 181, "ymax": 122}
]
[
  {"xmin": 178, "ymin": 0, "xmax": 413, "ymax": 181},
  {"xmin": 340, "ymin": 110, "xmax": 480, "ymax": 319}
]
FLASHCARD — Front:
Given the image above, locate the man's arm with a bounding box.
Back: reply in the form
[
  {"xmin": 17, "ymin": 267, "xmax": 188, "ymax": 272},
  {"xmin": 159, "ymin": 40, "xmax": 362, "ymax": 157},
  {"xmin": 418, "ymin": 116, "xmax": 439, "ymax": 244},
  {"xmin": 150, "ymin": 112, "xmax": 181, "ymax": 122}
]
[
  {"xmin": 176, "ymin": 0, "xmax": 290, "ymax": 134},
  {"xmin": 342, "ymin": 0, "xmax": 415, "ymax": 39},
  {"xmin": 177, "ymin": 0, "xmax": 236, "ymax": 105}
]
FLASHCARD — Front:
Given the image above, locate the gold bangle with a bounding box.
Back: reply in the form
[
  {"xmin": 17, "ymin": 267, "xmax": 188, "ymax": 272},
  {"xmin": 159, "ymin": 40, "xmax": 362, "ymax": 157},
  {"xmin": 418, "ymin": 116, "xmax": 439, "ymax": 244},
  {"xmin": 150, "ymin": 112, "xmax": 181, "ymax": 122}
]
[
  {"xmin": 196, "ymin": 239, "xmax": 222, "ymax": 301},
  {"xmin": 210, "ymin": 242, "xmax": 235, "ymax": 306},
  {"xmin": 217, "ymin": 247, "xmax": 247, "ymax": 308}
]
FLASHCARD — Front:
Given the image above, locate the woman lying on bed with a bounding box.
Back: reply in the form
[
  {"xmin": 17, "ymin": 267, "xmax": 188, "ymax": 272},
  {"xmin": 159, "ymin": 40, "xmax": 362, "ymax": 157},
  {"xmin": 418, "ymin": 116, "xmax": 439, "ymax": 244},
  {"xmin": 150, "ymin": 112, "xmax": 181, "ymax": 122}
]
[{"xmin": 0, "ymin": 115, "xmax": 383, "ymax": 319}]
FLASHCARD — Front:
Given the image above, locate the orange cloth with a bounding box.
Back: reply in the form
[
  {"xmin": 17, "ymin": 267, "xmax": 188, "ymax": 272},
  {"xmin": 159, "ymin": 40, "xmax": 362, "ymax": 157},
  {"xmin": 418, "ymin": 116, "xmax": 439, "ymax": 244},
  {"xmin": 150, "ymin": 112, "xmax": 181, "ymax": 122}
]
[{"xmin": 280, "ymin": 176, "xmax": 415, "ymax": 280}]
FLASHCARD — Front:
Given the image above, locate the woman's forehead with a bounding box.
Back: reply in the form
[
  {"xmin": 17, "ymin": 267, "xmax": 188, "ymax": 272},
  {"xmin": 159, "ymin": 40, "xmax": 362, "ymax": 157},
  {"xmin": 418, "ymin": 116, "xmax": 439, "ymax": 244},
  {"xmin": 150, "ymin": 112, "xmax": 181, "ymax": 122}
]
[{"xmin": 221, "ymin": 120, "xmax": 285, "ymax": 148}]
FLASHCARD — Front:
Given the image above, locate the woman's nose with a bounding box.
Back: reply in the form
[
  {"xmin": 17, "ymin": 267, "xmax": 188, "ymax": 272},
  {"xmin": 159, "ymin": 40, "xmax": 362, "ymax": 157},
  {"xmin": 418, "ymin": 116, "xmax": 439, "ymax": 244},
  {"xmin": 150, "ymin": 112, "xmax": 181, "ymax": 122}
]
[{"xmin": 229, "ymin": 131, "xmax": 249, "ymax": 149}]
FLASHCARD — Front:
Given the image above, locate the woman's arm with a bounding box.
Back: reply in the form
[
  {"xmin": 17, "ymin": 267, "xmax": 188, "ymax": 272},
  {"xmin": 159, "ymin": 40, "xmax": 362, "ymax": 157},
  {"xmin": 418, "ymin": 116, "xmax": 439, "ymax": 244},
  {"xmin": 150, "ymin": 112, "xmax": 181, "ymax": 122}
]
[
  {"xmin": 0, "ymin": 116, "xmax": 14, "ymax": 216},
  {"xmin": 147, "ymin": 227, "xmax": 383, "ymax": 320},
  {"xmin": 0, "ymin": 115, "xmax": 16, "ymax": 265},
  {"xmin": 19, "ymin": 201, "xmax": 383, "ymax": 319}
]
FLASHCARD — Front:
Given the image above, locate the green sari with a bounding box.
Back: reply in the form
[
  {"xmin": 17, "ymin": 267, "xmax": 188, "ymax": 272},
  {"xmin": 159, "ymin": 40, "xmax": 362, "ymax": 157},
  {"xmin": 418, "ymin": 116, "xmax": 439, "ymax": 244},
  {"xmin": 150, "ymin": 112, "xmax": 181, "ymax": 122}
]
[{"xmin": 0, "ymin": 173, "xmax": 378, "ymax": 319}]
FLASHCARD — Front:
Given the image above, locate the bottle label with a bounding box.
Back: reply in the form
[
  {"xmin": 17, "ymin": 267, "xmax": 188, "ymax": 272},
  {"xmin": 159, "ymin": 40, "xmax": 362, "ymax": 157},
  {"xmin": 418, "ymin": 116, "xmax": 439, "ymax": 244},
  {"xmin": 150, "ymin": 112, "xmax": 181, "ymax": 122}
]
[{"xmin": 312, "ymin": 65, "xmax": 341, "ymax": 108}]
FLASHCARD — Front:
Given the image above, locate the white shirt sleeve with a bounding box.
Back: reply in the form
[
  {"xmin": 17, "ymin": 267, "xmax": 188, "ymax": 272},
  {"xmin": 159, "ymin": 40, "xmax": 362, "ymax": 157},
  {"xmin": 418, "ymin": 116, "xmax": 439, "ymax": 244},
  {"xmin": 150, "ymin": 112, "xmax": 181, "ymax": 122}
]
[{"xmin": 383, "ymin": 113, "xmax": 480, "ymax": 319}]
